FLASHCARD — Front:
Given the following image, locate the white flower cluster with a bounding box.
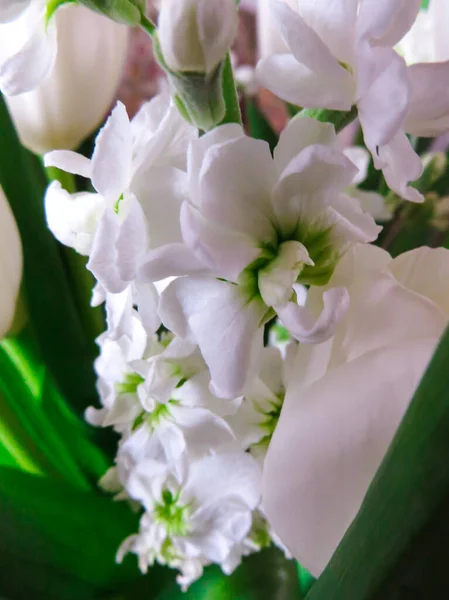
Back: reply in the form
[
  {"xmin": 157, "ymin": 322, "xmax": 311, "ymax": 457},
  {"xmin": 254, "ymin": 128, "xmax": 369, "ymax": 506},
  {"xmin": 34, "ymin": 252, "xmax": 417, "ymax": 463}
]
[{"xmin": 28, "ymin": 0, "xmax": 449, "ymax": 590}]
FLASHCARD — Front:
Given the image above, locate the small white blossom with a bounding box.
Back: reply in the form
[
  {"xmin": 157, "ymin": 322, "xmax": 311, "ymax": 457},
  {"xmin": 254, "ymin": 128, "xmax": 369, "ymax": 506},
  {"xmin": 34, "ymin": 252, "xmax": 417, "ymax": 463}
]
[{"xmin": 118, "ymin": 453, "xmax": 261, "ymax": 588}]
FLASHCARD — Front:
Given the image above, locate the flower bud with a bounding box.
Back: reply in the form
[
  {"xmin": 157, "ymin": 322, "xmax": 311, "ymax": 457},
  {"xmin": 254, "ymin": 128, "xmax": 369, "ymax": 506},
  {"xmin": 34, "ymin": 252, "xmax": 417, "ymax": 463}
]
[
  {"xmin": 158, "ymin": 0, "xmax": 238, "ymax": 75},
  {"xmin": 0, "ymin": 186, "xmax": 23, "ymax": 339},
  {"xmin": 3, "ymin": 4, "xmax": 128, "ymax": 154}
]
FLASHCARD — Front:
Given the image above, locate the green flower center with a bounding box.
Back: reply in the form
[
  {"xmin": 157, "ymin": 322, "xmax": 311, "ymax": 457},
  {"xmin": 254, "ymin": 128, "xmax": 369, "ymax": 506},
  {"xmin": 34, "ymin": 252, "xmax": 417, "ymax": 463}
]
[
  {"xmin": 116, "ymin": 372, "xmax": 145, "ymax": 395},
  {"xmin": 154, "ymin": 489, "xmax": 190, "ymax": 536}
]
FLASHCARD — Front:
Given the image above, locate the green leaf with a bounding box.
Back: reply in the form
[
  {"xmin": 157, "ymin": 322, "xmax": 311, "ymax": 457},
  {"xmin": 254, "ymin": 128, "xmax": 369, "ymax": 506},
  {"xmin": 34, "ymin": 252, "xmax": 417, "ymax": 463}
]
[
  {"xmin": 0, "ymin": 332, "xmax": 108, "ymax": 486},
  {"xmin": 0, "ymin": 94, "xmax": 98, "ymax": 414},
  {"xmin": 156, "ymin": 547, "xmax": 300, "ymax": 599},
  {"xmin": 0, "ymin": 467, "xmax": 141, "ymax": 600},
  {"xmin": 219, "ymin": 53, "xmax": 242, "ymax": 127},
  {"xmin": 246, "ymin": 99, "xmax": 278, "ymax": 153},
  {"xmin": 296, "ymin": 106, "xmax": 358, "ymax": 134},
  {"xmin": 306, "ymin": 324, "xmax": 449, "ymax": 599}
]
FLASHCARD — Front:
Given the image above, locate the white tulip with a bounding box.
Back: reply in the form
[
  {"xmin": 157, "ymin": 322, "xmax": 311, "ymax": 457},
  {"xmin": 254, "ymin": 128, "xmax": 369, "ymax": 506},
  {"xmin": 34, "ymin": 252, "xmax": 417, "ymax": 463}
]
[
  {"xmin": 158, "ymin": 0, "xmax": 238, "ymax": 74},
  {"xmin": 262, "ymin": 243, "xmax": 449, "ymax": 577},
  {"xmin": 3, "ymin": 4, "xmax": 128, "ymax": 154},
  {"xmin": 0, "ymin": 186, "xmax": 23, "ymax": 338}
]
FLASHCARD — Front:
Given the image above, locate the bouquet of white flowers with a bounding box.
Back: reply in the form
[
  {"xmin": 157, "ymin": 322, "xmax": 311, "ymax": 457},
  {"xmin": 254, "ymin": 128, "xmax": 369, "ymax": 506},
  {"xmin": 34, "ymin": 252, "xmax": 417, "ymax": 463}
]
[{"xmin": 1, "ymin": 0, "xmax": 449, "ymax": 598}]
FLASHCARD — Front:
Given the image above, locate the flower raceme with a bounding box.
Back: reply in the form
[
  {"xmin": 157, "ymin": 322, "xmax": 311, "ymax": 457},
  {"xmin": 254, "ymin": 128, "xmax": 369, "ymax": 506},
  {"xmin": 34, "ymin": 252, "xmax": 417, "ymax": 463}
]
[
  {"xmin": 255, "ymin": 0, "xmax": 449, "ymax": 203},
  {"xmin": 3, "ymin": 4, "xmax": 128, "ymax": 153},
  {"xmin": 141, "ymin": 115, "xmax": 380, "ymax": 398},
  {"xmin": 262, "ymin": 244, "xmax": 449, "ymax": 577}
]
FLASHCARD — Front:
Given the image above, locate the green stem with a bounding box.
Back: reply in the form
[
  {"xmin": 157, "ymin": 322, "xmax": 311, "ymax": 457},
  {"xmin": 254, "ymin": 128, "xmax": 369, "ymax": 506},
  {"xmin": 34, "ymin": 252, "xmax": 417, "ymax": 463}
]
[
  {"xmin": 140, "ymin": 13, "xmax": 156, "ymax": 37},
  {"xmin": 219, "ymin": 53, "xmax": 243, "ymax": 127}
]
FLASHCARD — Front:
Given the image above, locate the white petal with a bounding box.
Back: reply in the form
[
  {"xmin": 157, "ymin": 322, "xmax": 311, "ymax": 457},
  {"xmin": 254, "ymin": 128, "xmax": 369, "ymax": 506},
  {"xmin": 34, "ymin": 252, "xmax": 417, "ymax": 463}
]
[
  {"xmin": 115, "ymin": 195, "xmax": 149, "ymax": 283},
  {"xmin": 358, "ymin": 50, "xmax": 409, "ymax": 150},
  {"xmin": 278, "ymin": 287, "xmax": 349, "ymax": 344},
  {"xmin": 134, "ymin": 281, "xmax": 161, "ymax": 335},
  {"xmin": 263, "ymin": 338, "xmax": 438, "ymax": 576},
  {"xmin": 159, "ymin": 277, "xmax": 266, "ymax": 398},
  {"xmin": 327, "ymin": 193, "xmax": 381, "ymax": 244},
  {"xmin": 138, "ymin": 242, "xmax": 205, "ymax": 282},
  {"xmin": 348, "ymin": 189, "xmax": 392, "ymax": 222},
  {"xmin": 274, "ymin": 116, "xmax": 337, "ymax": 176},
  {"xmin": 197, "ymin": 0, "xmax": 238, "ymax": 74},
  {"xmin": 376, "ymin": 131, "xmax": 423, "ymax": 203},
  {"xmin": 184, "ymin": 452, "xmax": 261, "ymax": 509},
  {"xmin": 198, "ymin": 136, "xmax": 277, "ymax": 244},
  {"xmin": 357, "ymin": 0, "xmax": 421, "ymax": 47},
  {"xmin": 256, "ymin": 53, "xmax": 354, "ymax": 110},
  {"xmin": 273, "ymin": 144, "xmax": 358, "ymax": 230},
  {"xmin": 405, "ymin": 62, "xmax": 449, "ymax": 137},
  {"xmin": 0, "ymin": 14, "xmax": 56, "ymax": 95},
  {"xmin": 296, "ymin": 0, "xmax": 359, "ymax": 65},
  {"xmin": 0, "ymin": 0, "xmax": 30, "ymax": 23},
  {"xmin": 181, "ymin": 202, "xmax": 261, "ymax": 281},
  {"xmin": 91, "ymin": 101, "xmax": 132, "ymax": 203},
  {"xmin": 44, "ymin": 181, "xmax": 104, "ymax": 255},
  {"xmin": 171, "ymin": 405, "xmax": 235, "ymax": 455},
  {"xmin": 132, "ymin": 166, "xmax": 185, "ymax": 248},
  {"xmin": 44, "ymin": 150, "xmax": 92, "ymax": 178},
  {"xmin": 343, "ymin": 146, "xmax": 370, "ymax": 186},
  {"xmin": 187, "ymin": 123, "xmax": 244, "ymax": 203},
  {"xmin": 87, "ymin": 208, "xmax": 125, "ymax": 293},
  {"xmin": 390, "ymin": 247, "xmax": 449, "ymax": 319}
]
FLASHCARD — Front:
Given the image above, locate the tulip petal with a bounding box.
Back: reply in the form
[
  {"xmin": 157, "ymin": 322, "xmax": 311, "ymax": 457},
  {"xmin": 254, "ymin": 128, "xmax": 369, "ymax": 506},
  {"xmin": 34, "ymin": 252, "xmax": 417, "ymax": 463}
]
[
  {"xmin": 263, "ymin": 338, "xmax": 437, "ymax": 576},
  {"xmin": 0, "ymin": 15, "xmax": 56, "ymax": 95}
]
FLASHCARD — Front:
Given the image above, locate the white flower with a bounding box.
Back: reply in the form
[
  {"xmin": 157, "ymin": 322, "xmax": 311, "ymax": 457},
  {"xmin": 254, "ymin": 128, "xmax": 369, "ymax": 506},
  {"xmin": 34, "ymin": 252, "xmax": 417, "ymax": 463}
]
[
  {"xmin": 4, "ymin": 5, "xmax": 128, "ymax": 154},
  {"xmin": 44, "ymin": 94, "xmax": 197, "ymax": 293},
  {"xmin": 158, "ymin": 0, "xmax": 238, "ymax": 74},
  {"xmin": 262, "ymin": 243, "xmax": 449, "ymax": 577},
  {"xmin": 256, "ymin": 0, "xmax": 424, "ymax": 202},
  {"xmin": 0, "ymin": 0, "xmax": 57, "ymax": 95},
  {"xmin": 142, "ymin": 116, "xmax": 380, "ymax": 397},
  {"xmin": 88, "ymin": 322, "xmax": 236, "ymax": 467},
  {"xmin": 0, "ymin": 186, "xmax": 22, "ymax": 338},
  {"xmin": 118, "ymin": 452, "xmax": 261, "ymax": 587},
  {"xmin": 227, "ymin": 346, "xmax": 295, "ymax": 462}
]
